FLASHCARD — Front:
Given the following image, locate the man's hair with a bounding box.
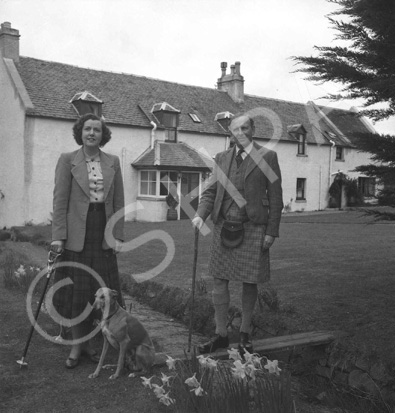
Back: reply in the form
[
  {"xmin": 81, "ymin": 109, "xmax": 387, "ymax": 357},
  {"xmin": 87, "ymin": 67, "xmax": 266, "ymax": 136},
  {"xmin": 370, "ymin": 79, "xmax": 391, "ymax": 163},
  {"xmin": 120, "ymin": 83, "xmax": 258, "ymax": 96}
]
[
  {"xmin": 72, "ymin": 113, "xmax": 112, "ymax": 147},
  {"xmin": 229, "ymin": 112, "xmax": 255, "ymax": 129}
]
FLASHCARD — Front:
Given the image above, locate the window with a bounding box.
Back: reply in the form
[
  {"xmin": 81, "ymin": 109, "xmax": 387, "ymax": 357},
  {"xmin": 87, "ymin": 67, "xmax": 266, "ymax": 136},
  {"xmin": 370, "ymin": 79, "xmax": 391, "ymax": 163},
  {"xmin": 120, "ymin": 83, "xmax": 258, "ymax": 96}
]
[
  {"xmin": 335, "ymin": 146, "xmax": 344, "ymax": 160},
  {"xmin": 296, "ymin": 178, "xmax": 306, "ymax": 200},
  {"xmin": 165, "ymin": 129, "xmax": 177, "ymax": 142},
  {"xmin": 297, "ymin": 134, "xmax": 306, "ymax": 155},
  {"xmin": 160, "ymin": 172, "xmax": 178, "ymax": 196},
  {"xmin": 358, "ymin": 177, "xmax": 375, "ymax": 197},
  {"xmin": 140, "ymin": 171, "xmax": 157, "ymax": 196},
  {"xmin": 189, "ymin": 113, "xmax": 201, "ymax": 123}
]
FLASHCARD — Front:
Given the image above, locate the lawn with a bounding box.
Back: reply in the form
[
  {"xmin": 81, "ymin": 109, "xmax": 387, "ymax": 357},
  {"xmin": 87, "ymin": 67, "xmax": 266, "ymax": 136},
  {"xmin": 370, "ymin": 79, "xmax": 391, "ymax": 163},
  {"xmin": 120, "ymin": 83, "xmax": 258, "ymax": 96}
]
[
  {"xmin": 2, "ymin": 209, "xmax": 395, "ymax": 412},
  {"xmin": 115, "ymin": 210, "xmax": 395, "ymax": 364}
]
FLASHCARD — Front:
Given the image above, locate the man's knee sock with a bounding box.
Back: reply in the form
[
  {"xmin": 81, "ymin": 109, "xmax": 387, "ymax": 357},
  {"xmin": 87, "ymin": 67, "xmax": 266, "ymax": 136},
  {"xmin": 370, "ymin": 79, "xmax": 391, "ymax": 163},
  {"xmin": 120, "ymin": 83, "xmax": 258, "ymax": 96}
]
[
  {"xmin": 240, "ymin": 283, "xmax": 258, "ymax": 334},
  {"xmin": 212, "ymin": 279, "xmax": 230, "ymax": 337}
]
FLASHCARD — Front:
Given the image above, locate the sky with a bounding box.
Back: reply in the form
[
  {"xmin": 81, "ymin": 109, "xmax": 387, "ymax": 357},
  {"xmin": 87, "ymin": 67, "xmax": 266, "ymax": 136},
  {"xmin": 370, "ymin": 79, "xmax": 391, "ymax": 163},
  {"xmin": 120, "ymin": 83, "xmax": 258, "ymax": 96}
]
[{"xmin": 1, "ymin": 0, "xmax": 394, "ymax": 134}]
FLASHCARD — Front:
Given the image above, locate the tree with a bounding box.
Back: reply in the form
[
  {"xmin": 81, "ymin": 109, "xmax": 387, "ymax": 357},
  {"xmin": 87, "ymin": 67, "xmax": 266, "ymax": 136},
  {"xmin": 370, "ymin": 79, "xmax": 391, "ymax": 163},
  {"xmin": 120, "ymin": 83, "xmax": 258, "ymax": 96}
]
[
  {"xmin": 293, "ymin": 0, "xmax": 395, "ymax": 211},
  {"xmin": 293, "ymin": 0, "xmax": 395, "ymax": 122}
]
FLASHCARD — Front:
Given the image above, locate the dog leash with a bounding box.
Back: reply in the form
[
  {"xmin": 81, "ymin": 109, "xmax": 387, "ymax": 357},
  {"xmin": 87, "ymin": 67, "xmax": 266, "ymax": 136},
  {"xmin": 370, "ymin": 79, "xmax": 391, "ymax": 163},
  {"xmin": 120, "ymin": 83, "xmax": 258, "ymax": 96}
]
[{"xmin": 17, "ymin": 246, "xmax": 63, "ymax": 369}]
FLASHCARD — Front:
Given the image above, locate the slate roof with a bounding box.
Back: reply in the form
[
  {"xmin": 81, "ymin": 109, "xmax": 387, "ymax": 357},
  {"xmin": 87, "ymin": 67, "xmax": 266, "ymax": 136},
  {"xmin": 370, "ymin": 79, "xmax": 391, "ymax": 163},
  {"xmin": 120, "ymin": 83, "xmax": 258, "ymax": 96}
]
[
  {"xmin": 14, "ymin": 56, "xmax": 372, "ymax": 147},
  {"xmin": 132, "ymin": 141, "xmax": 214, "ymax": 170}
]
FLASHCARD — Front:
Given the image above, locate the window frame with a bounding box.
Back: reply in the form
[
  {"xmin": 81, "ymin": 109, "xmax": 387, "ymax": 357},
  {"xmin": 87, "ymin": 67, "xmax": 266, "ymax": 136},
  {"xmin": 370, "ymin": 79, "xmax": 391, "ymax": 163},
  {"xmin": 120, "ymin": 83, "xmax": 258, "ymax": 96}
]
[
  {"xmin": 296, "ymin": 178, "xmax": 306, "ymax": 201},
  {"xmin": 189, "ymin": 113, "xmax": 201, "ymax": 123},
  {"xmin": 139, "ymin": 170, "xmax": 158, "ymax": 197},
  {"xmin": 297, "ymin": 134, "xmax": 307, "ymax": 155},
  {"xmin": 160, "ymin": 171, "xmax": 178, "ymax": 196},
  {"xmin": 358, "ymin": 177, "xmax": 375, "ymax": 197},
  {"xmin": 335, "ymin": 146, "xmax": 344, "ymax": 161}
]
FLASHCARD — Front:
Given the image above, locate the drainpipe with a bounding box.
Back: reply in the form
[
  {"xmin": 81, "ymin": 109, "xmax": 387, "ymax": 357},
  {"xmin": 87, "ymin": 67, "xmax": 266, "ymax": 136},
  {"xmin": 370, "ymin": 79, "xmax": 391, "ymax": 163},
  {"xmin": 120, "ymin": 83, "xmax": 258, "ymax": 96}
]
[
  {"xmin": 328, "ymin": 139, "xmax": 335, "ymax": 189},
  {"xmin": 121, "ymin": 147, "xmax": 126, "ymax": 185},
  {"xmin": 150, "ymin": 121, "xmax": 157, "ymax": 149},
  {"xmin": 318, "ymin": 165, "xmax": 322, "ymax": 210}
]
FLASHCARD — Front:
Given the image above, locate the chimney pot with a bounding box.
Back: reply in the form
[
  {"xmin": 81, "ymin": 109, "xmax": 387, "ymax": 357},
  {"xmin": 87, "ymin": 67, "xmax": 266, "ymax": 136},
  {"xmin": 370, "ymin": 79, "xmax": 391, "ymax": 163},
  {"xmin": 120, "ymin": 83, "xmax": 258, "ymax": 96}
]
[
  {"xmin": 235, "ymin": 61, "xmax": 241, "ymax": 75},
  {"xmin": 0, "ymin": 21, "xmax": 20, "ymax": 62},
  {"xmin": 216, "ymin": 61, "xmax": 244, "ymax": 103},
  {"xmin": 220, "ymin": 62, "xmax": 227, "ymax": 77}
]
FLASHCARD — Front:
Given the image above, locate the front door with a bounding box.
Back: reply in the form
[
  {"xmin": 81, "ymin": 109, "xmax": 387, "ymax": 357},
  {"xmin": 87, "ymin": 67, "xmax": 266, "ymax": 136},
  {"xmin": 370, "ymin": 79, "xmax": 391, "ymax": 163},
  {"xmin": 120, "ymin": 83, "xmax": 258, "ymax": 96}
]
[{"xmin": 180, "ymin": 172, "xmax": 200, "ymax": 220}]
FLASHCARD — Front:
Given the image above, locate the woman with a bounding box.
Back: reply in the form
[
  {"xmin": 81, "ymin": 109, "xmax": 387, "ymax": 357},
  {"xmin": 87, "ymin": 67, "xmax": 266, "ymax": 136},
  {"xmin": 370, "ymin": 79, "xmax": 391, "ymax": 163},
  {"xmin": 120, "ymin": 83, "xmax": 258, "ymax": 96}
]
[{"xmin": 51, "ymin": 113, "xmax": 125, "ymax": 369}]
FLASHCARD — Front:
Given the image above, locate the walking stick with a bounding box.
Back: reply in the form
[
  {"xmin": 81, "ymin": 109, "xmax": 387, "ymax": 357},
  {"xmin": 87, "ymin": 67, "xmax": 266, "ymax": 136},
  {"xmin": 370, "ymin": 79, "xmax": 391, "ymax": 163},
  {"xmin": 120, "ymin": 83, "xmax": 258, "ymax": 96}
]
[
  {"xmin": 17, "ymin": 246, "xmax": 63, "ymax": 369},
  {"xmin": 188, "ymin": 227, "xmax": 199, "ymax": 352}
]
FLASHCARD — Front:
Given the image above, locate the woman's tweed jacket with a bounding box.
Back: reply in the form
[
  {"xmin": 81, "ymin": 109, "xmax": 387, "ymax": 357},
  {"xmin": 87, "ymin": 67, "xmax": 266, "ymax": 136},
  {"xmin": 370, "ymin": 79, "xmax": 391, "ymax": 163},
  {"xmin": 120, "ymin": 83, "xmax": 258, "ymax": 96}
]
[{"xmin": 52, "ymin": 148, "xmax": 124, "ymax": 252}]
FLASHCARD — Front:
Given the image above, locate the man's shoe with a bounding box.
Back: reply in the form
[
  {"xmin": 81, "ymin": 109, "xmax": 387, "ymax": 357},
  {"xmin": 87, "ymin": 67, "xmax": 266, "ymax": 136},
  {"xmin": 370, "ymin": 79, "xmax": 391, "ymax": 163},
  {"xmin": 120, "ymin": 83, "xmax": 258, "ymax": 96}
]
[
  {"xmin": 198, "ymin": 334, "xmax": 229, "ymax": 354},
  {"xmin": 238, "ymin": 332, "xmax": 253, "ymax": 356}
]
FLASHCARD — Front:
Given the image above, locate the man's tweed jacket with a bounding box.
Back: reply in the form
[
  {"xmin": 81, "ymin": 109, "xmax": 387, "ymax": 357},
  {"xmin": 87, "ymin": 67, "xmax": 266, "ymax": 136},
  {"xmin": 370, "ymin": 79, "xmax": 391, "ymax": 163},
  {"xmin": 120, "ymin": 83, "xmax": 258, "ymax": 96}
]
[{"xmin": 196, "ymin": 142, "xmax": 283, "ymax": 237}]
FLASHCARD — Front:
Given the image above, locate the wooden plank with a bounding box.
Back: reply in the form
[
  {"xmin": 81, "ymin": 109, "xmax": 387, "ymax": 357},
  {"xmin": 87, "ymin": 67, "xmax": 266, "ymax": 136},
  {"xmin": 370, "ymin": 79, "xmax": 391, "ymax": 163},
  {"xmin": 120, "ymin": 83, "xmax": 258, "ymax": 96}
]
[{"xmin": 154, "ymin": 330, "xmax": 341, "ymax": 366}]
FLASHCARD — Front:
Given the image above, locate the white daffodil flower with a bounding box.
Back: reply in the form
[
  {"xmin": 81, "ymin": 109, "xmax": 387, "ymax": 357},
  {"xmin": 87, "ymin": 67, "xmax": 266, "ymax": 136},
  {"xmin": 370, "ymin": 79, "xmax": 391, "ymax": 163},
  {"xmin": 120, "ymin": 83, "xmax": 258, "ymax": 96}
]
[
  {"xmin": 227, "ymin": 347, "xmax": 242, "ymax": 361},
  {"xmin": 185, "ymin": 372, "xmax": 200, "ymax": 388},
  {"xmin": 141, "ymin": 376, "xmax": 153, "ymax": 389},
  {"xmin": 165, "ymin": 355, "xmax": 177, "ymax": 370},
  {"xmin": 160, "ymin": 372, "xmax": 171, "ymax": 386},
  {"xmin": 264, "ymin": 359, "xmax": 282, "ymax": 376},
  {"xmin": 152, "ymin": 383, "xmax": 166, "ymax": 398},
  {"xmin": 231, "ymin": 359, "xmax": 246, "ymax": 380}
]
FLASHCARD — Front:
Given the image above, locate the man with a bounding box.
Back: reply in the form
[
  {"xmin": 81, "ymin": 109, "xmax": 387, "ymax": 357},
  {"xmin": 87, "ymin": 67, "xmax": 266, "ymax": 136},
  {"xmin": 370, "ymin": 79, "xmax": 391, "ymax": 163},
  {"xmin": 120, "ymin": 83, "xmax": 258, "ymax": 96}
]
[{"xmin": 192, "ymin": 112, "xmax": 283, "ymax": 354}]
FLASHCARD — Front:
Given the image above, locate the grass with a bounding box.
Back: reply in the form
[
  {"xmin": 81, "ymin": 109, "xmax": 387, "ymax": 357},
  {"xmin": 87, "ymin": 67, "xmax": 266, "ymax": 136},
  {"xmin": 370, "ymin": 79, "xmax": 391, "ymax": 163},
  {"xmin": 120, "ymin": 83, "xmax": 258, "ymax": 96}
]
[
  {"xmin": 114, "ymin": 210, "xmax": 395, "ymax": 364},
  {"xmin": 7, "ymin": 210, "xmax": 395, "ymax": 363},
  {"xmin": 2, "ymin": 208, "xmax": 395, "ymax": 412}
]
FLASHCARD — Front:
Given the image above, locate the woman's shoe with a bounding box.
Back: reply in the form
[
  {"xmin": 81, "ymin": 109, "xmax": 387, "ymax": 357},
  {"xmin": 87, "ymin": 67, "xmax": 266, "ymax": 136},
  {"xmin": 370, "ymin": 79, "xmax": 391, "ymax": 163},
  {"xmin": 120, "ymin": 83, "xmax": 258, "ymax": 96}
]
[{"xmin": 65, "ymin": 357, "xmax": 79, "ymax": 369}]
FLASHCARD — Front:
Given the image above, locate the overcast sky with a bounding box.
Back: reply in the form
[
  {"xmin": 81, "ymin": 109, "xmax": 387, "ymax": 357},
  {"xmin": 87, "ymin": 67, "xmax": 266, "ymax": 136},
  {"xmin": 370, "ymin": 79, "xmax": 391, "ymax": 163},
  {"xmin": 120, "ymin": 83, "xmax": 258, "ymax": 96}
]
[{"xmin": 2, "ymin": 0, "xmax": 394, "ymax": 133}]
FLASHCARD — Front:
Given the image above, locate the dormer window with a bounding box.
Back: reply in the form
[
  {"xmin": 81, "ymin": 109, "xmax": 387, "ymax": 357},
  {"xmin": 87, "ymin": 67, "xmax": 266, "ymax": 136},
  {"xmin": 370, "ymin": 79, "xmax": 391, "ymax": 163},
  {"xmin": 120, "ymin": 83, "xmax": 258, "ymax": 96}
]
[
  {"xmin": 70, "ymin": 91, "xmax": 103, "ymax": 116},
  {"xmin": 287, "ymin": 124, "xmax": 307, "ymax": 156},
  {"xmin": 152, "ymin": 102, "xmax": 180, "ymax": 142},
  {"xmin": 215, "ymin": 111, "xmax": 234, "ymax": 131}
]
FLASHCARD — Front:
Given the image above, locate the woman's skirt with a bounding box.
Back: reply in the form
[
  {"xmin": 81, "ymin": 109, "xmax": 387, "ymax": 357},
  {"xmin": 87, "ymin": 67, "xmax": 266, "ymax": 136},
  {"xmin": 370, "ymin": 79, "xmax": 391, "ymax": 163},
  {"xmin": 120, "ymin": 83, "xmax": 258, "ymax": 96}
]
[
  {"xmin": 52, "ymin": 207, "xmax": 123, "ymax": 323},
  {"xmin": 208, "ymin": 218, "xmax": 270, "ymax": 284}
]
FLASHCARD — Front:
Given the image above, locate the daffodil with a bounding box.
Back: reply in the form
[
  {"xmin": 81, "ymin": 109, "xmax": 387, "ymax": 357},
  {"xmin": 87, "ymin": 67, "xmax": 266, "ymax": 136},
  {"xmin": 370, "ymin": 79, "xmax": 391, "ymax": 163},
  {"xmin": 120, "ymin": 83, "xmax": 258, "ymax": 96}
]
[
  {"xmin": 206, "ymin": 357, "xmax": 218, "ymax": 371},
  {"xmin": 160, "ymin": 372, "xmax": 171, "ymax": 386},
  {"xmin": 191, "ymin": 385, "xmax": 204, "ymax": 396},
  {"xmin": 165, "ymin": 355, "xmax": 177, "ymax": 370},
  {"xmin": 227, "ymin": 347, "xmax": 242, "ymax": 361},
  {"xmin": 231, "ymin": 359, "xmax": 246, "ymax": 380},
  {"xmin": 185, "ymin": 372, "xmax": 200, "ymax": 388},
  {"xmin": 264, "ymin": 359, "xmax": 282, "ymax": 376},
  {"xmin": 197, "ymin": 354, "xmax": 208, "ymax": 367},
  {"xmin": 141, "ymin": 376, "xmax": 153, "ymax": 389},
  {"xmin": 152, "ymin": 383, "xmax": 166, "ymax": 398},
  {"xmin": 159, "ymin": 392, "xmax": 175, "ymax": 406}
]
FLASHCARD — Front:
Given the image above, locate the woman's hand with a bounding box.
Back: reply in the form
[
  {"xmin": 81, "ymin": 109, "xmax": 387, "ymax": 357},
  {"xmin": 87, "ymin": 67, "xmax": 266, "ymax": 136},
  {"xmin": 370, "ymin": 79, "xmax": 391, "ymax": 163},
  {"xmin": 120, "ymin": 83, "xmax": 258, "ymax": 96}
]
[
  {"xmin": 50, "ymin": 240, "xmax": 64, "ymax": 252},
  {"xmin": 262, "ymin": 235, "xmax": 275, "ymax": 251},
  {"xmin": 114, "ymin": 239, "xmax": 123, "ymax": 254}
]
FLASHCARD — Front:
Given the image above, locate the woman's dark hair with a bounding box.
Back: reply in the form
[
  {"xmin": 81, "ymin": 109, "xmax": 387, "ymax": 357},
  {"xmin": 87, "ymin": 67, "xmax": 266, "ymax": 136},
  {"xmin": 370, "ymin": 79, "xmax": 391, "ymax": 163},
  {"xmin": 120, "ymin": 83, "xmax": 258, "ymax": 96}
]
[{"xmin": 72, "ymin": 113, "xmax": 112, "ymax": 147}]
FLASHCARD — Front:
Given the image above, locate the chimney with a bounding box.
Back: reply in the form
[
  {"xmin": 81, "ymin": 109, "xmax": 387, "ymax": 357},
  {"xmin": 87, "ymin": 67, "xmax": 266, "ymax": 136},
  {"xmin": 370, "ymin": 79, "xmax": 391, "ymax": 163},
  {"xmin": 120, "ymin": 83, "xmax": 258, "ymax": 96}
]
[
  {"xmin": 217, "ymin": 61, "xmax": 244, "ymax": 103},
  {"xmin": 0, "ymin": 22, "xmax": 20, "ymax": 62}
]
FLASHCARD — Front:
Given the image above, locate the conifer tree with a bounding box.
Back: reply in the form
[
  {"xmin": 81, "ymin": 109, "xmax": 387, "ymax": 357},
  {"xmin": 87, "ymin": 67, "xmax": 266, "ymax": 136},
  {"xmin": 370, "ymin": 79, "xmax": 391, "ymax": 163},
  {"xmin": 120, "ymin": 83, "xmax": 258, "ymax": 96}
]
[{"xmin": 294, "ymin": 0, "xmax": 395, "ymax": 208}]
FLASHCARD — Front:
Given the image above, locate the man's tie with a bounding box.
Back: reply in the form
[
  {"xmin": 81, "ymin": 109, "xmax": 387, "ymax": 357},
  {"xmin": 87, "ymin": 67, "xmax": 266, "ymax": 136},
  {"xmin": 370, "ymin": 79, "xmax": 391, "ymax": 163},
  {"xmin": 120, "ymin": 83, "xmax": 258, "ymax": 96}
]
[{"xmin": 235, "ymin": 148, "xmax": 244, "ymax": 168}]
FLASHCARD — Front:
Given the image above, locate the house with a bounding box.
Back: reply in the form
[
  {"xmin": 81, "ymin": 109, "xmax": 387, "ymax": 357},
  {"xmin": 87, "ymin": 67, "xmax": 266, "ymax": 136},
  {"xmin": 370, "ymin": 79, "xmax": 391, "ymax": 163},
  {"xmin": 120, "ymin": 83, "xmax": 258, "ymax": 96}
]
[{"xmin": 0, "ymin": 22, "xmax": 376, "ymax": 228}]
